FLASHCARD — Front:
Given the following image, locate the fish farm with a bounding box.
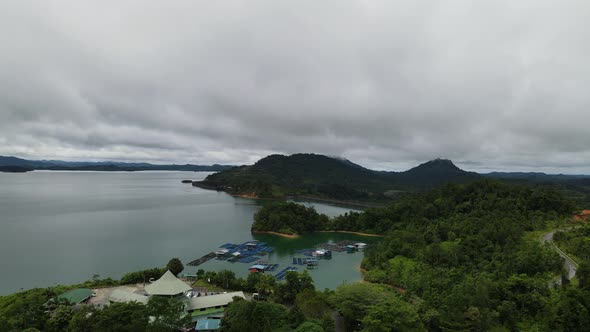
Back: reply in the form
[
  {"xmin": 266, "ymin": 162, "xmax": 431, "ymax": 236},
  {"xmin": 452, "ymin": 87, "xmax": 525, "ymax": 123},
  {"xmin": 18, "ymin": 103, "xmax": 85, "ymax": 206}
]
[
  {"xmin": 188, "ymin": 240, "xmax": 274, "ymax": 266},
  {"xmin": 188, "ymin": 239, "xmax": 368, "ymax": 280}
]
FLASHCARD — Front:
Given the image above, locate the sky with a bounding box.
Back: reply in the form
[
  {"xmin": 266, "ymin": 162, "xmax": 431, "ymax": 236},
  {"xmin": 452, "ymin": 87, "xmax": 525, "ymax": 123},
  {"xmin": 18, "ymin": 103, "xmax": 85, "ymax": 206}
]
[{"xmin": 1, "ymin": 1, "xmax": 589, "ymax": 173}]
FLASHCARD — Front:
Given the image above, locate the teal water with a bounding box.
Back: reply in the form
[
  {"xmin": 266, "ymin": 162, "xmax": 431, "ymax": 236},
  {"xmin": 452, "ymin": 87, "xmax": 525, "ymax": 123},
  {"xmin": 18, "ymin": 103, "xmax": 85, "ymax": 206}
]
[{"xmin": 0, "ymin": 171, "xmax": 376, "ymax": 295}]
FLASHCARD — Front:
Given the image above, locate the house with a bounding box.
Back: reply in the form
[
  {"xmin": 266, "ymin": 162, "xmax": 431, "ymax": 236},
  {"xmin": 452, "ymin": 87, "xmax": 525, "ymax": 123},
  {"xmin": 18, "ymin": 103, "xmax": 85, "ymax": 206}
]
[
  {"xmin": 145, "ymin": 270, "xmax": 192, "ymax": 297},
  {"xmin": 108, "ymin": 289, "xmax": 150, "ymax": 305},
  {"xmin": 185, "ymin": 291, "xmax": 246, "ymax": 314},
  {"xmin": 248, "ymin": 264, "xmax": 266, "ymax": 273},
  {"xmin": 53, "ymin": 288, "xmax": 95, "ymax": 305}
]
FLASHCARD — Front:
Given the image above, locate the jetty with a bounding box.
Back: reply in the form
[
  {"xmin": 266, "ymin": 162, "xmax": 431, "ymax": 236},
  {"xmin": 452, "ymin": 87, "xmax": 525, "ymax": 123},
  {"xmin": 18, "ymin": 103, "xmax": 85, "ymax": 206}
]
[
  {"xmin": 274, "ymin": 267, "xmax": 298, "ymax": 280},
  {"xmin": 187, "ymin": 252, "xmax": 216, "ymax": 266}
]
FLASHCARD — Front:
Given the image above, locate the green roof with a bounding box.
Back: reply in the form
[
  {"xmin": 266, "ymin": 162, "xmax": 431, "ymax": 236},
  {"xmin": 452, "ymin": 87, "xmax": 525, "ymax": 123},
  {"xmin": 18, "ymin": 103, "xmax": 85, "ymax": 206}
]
[
  {"xmin": 57, "ymin": 288, "xmax": 94, "ymax": 304},
  {"xmin": 195, "ymin": 319, "xmax": 221, "ymax": 330}
]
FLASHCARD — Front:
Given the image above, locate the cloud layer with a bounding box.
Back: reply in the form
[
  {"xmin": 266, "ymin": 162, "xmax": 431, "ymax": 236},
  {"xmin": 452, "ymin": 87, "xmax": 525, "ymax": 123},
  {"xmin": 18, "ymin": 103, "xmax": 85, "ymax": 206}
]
[{"xmin": 1, "ymin": 1, "xmax": 590, "ymax": 173}]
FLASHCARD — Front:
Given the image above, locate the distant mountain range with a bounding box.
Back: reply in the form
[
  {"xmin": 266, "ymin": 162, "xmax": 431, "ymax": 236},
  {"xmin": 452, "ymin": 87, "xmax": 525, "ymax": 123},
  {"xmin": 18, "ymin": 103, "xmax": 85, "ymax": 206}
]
[
  {"xmin": 0, "ymin": 156, "xmax": 234, "ymax": 172},
  {"xmin": 193, "ymin": 153, "xmax": 590, "ymax": 204}
]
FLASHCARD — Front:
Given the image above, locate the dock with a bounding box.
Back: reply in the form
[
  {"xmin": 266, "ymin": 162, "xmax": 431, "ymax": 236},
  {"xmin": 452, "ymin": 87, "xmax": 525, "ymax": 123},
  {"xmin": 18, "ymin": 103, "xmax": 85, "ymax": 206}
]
[
  {"xmin": 187, "ymin": 252, "xmax": 216, "ymax": 266},
  {"xmin": 274, "ymin": 267, "xmax": 298, "ymax": 280}
]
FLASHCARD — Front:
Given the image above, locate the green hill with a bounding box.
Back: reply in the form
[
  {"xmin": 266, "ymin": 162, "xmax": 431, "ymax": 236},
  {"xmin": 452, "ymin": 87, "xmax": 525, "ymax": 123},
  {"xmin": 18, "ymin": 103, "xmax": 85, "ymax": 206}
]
[{"xmin": 194, "ymin": 153, "xmax": 480, "ymax": 202}]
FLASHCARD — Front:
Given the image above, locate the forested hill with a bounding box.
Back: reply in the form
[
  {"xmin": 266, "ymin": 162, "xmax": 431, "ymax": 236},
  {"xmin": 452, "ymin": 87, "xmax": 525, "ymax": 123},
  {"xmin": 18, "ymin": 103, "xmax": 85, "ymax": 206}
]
[{"xmin": 195, "ymin": 153, "xmax": 480, "ymax": 201}]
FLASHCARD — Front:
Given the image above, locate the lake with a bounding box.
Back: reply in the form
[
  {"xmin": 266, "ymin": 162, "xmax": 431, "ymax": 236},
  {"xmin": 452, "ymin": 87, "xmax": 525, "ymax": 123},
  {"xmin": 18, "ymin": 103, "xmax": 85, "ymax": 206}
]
[{"xmin": 0, "ymin": 171, "xmax": 376, "ymax": 295}]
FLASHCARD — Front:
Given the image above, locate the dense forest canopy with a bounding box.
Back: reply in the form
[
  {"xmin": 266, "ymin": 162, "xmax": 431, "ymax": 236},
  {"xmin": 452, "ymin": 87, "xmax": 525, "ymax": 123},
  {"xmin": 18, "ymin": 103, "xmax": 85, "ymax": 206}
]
[{"xmin": 252, "ymin": 180, "xmax": 590, "ymax": 330}]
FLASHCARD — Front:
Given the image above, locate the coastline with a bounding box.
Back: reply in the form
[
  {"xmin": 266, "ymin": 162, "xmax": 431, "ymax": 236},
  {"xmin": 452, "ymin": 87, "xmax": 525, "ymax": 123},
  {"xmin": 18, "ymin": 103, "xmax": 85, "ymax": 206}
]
[
  {"xmin": 317, "ymin": 230, "xmax": 385, "ymax": 237},
  {"xmin": 251, "ymin": 230, "xmax": 300, "ymax": 239},
  {"xmin": 288, "ymin": 195, "xmax": 385, "ymax": 209}
]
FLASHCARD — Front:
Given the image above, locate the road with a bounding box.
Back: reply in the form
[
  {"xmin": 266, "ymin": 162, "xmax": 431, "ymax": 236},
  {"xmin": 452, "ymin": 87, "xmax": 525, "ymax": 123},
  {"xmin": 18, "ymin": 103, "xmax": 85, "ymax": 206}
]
[{"xmin": 542, "ymin": 229, "xmax": 578, "ymax": 281}]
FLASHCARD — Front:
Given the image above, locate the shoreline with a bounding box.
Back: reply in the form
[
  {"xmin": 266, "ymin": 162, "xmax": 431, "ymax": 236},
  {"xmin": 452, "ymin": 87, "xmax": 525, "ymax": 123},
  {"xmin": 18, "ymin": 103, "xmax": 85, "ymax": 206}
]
[
  {"xmin": 288, "ymin": 195, "xmax": 385, "ymax": 209},
  {"xmin": 251, "ymin": 230, "xmax": 300, "ymax": 239},
  {"xmin": 317, "ymin": 230, "xmax": 385, "ymax": 237}
]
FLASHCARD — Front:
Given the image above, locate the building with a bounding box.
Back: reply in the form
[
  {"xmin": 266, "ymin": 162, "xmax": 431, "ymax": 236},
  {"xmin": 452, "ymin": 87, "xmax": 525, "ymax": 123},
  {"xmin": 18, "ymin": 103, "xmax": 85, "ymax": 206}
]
[
  {"xmin": 195, "ymin": 318, "xmax": 221, "ymax": 331},
  {"xmin": 354, "ymin": 242, "xmax": 368, "ymax": 251},
  {"xmin": 248, "ymin": 264, "xmax": 266, "ymax": 273},
  {"xmin": 145, "ymin": 270, "xmax": 192, "ymax": 296},
  {"xmin": 108, "ymin": 289, "xmax": 150, "ymax": 305},
  {"xmin": 55, "ymin": 288, "xmax": 94, "ymax": 305},
  {"xmin": 186, "ymin": 291, "xmax": 246, "ymax": 314}
]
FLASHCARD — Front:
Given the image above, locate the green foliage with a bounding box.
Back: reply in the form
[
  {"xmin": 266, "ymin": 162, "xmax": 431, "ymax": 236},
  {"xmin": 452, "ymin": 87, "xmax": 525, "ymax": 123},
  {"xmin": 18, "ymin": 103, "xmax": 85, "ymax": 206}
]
[
  {"xmin": 330, "ymin": 283, "xmax": 399, "ymax": 330},
  {"xmin": 0, "ymin": 288, "xmax": 51, "ymax": 331},
  {"xmin": 220, "ymin": 297, "xmax": 289, "ymax": 332},
  {"xmin": 146, "ymin": 296, "xmax": 190, "ymax": 332},
  {"xmin": 46, "ymin": 305, "xmax": 73, "ymax": 332},
  {"xmin": 68, "ymin": 302, "xmax": 149, "ymax": 332},
  {"xmin": 119, "ymin": 267, "xmax": 166, "ymax": 285},
  {"xmin": 275, "ymin": 271, "xmax": 315, "ymax": 304},
  {"xmin": 294, "ymin": 321, "xmax": 325, "ymax": 332},
  {"xmin": 198, "ymin": 154, "xmax": 484, "ymax": 202},
  {"xmin": 361, "ymin": 297, "xmax": 425, "ymax": 332},
  {"xmin": 166, "ymin": 258, "xmax": 184, "ymax": 276},
  {"xmin": 252, "ymin": 202, "xmax": 329, "ymax": 234},
  {"xmin": 354, "ymin": 180, "xmax": 578, "ymax": 331},
  {"xmin": 199, "ymin": 153, "xmax": 393, "ymax": 201}
]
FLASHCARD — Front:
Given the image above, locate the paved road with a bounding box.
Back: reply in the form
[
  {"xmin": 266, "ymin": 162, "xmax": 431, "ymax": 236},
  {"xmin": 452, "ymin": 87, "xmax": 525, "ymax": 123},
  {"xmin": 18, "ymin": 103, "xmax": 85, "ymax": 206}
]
[{"xmin": 542, "ymin": 229, "xmax": 578, "ymax": 281}]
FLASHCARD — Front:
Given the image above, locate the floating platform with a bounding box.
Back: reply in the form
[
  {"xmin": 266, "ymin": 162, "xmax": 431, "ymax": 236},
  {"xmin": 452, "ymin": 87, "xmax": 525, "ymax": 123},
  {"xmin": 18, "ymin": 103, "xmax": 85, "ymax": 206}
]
[
  {"xmin": 187, "ymin": 252, "xmax": 216, "ymax": 266},
  {"xmin": 274, "ymin": 267, "xmax": 298, "ymax": 280},
  {"xmin": 190, "ymin": 241, "xmax": 276, "ymax": 267}
]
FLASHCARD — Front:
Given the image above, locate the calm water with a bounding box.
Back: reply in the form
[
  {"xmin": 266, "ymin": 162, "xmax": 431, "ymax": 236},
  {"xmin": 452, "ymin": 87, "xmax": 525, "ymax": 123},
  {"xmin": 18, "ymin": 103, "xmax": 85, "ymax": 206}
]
[{"xmin": 0, "ymin": 171, "xmax": 375, "ymax": 295}]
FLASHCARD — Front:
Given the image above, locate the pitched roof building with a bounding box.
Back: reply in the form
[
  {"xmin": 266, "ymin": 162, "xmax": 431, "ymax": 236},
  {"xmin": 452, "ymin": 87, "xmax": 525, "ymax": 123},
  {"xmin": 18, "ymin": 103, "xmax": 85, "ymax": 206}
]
[
  {"xmin": 144, "ymin": 270, "xmax": 192, "ymax": 296},
  {"xmin": 108, "ymin": 289, "xmax": 150, "ymax": 305},
  {"xmin": 186, "ymin": 291, "xmax": 246, "ymax": 312}
]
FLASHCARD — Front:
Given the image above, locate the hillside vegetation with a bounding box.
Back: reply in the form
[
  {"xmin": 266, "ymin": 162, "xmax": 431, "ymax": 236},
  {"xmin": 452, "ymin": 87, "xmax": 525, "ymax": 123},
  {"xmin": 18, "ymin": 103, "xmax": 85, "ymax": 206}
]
[
  {"xmin": 196, "ymin": 153, "xmax": 480, "ymax": 202},
  {"xmin": 253, "ymin": 180, "xmax": 590, "ymax": 330}
]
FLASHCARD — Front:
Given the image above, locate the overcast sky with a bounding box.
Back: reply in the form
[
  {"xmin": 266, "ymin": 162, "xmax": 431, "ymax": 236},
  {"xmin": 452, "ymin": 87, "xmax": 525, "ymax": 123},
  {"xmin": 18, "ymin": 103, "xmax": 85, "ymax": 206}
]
[{"xmin": 1, "ymin": 1, "xmax": 589, "ymax": 173}]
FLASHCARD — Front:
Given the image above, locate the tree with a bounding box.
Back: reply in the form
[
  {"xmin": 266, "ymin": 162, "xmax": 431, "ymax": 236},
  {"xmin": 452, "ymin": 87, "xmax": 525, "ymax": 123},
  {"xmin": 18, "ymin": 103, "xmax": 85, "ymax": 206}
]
[
  {"xmin": 46, "ymin": 305, "xmax": 74, "ymax": 332},
  {"xmin": 255, "ymin": 274, "xmax": 276, "ymax": 298},
  {"xmin": 91, "ymin": 302, "xmax": 149, "ymax": 331},
  {"xmin": 221, "ymin": 297, "xmax": 289, "ymax": 332},
  {"xmin": 294, "ymin": 321, "xmax": 324, "ymax": 332},
  {"xmin": 166, "ymin": 258, "xmax": 184, "ymax": 276},
  {"xmin": 147, "ymin": 296, "xmax": 191, "ymax": 331},
  {"xmin": 276, "ymin": 271, "xmax": 315, "ymax": 304},
  {"xmin": 577, "ymin": 261, "xmax": 590, "ymax": 290},
  {"xmin": 330, "ymin": 283, "xmax": 396, "ymax": 330},
  {"xmin": 361, "ymin": 297, "xmax": 425, "ymax": 332}
]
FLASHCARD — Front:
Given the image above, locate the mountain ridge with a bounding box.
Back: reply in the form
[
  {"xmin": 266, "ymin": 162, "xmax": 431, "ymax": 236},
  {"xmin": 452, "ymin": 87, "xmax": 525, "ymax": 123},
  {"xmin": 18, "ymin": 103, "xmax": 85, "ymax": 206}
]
[
  {"xmin": 0, "ymin": 156, "xmax": 234, "ymax": 172},
  {"xmin": 195, "ymin": 153, "xmax": 480, "ymax": 202}
]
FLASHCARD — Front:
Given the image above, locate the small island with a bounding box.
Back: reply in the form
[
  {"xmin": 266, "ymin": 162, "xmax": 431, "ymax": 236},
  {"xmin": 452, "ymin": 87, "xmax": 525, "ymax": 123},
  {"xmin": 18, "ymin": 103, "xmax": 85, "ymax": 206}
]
[
  {"xmin": 252, "ymin": 202, "xmax": 383, "ymax": 238},
  {"xmin": 0, "ymin": 166, "xmax": 33, "ymax": 173}
]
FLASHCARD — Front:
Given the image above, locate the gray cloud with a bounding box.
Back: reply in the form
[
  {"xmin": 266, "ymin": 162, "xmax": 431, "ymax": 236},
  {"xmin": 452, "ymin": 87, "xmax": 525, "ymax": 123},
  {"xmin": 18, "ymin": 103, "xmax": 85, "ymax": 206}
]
[{"xmin": 1, "ymin": 0, "xmax": 590, "ymax": 173}]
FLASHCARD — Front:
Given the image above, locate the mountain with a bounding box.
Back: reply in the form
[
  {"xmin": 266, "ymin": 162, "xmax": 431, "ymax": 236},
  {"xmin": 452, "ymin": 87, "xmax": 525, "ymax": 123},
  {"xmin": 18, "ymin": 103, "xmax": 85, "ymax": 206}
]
[
  {"xmin": 395, "ymin": 158, "xmax": 481, "ymax": 188},
  {"xmin": 194, "ymin": 153, "xmax": 480, "ymax": 202},
  {"xmin": 0, "ymin": 156, "xmax": 234, "ymax": 172}
]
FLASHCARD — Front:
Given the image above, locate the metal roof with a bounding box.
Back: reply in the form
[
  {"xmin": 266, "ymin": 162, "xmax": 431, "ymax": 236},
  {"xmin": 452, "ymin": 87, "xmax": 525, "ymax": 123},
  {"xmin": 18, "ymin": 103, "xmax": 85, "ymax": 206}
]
[
  {"xmin": 108, "ymin": 289, "xmax": 150, "ymax": 305},
  {"xmin": 57, "ymin": 288, "xmax": 94, "ymax": 304},
  {"xmin": 145, "ymin": 270, "xmax": 192, "ymax": 296},
  {"xmin": 186, "ymin": 291, "xmax": 246, "ymax": 311}
]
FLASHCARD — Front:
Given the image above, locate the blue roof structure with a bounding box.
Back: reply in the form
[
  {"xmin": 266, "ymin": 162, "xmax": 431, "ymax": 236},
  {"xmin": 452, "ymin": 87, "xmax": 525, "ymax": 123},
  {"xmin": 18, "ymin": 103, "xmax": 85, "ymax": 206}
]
[{"xmin": 195, "ymin": 319, "xmax": 221, "ymax": 331}]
